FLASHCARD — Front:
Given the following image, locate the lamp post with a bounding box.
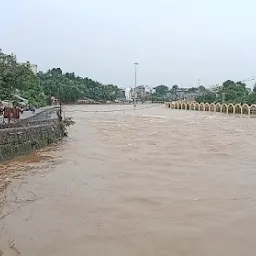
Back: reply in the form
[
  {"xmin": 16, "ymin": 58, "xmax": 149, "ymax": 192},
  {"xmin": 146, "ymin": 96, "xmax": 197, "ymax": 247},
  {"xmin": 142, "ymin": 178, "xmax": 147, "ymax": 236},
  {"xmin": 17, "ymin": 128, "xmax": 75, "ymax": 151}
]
[{"xmin": 134, "ymin": 62, "xmax": 139, "ymax": 107}]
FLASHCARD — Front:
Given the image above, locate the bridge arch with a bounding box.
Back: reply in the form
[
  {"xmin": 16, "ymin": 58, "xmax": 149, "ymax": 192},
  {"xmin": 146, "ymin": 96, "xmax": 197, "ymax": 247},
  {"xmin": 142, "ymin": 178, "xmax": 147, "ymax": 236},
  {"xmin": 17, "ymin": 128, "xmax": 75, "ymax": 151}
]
[
  {"xmin": 210, "ymin": 103, "xmax": 216, "ymax": 112},
  {"xmin": 195, "ymin": 103, "xmax": 200, "ymax": 111},
  {"xmin": 242, "ymin": 104, "xmax": 250, "ymax": 115},
  {"xmin": 222, "ymin": 104, "xmax": 228, "ymax": 114},
  {"xmin": 199, "ymin": 103, "xmax": 205, "ymax": 111},
  {"xmin": 205, "ymin": 103, "xmax": 210, "ymax": 111},
  {"xmin": 191, "ymin": 103, "xmax": 195, "ymax": 110},
  {"xmin": 234, "ymin": 104, "xmax": 242, "ymax": 114},
  {"xmin": 181, "ymin": 102, "xmax": 186, "ymax": 110},
  {"xmin": 228, "ymin": 104, "xmax": 235, "ymax": 114},
  {"xmin": 250, "ymin": 104, "xmax": 256, "ymax": 115},
  {"xmin": 216, "ymin": 103, "xmax": 222, "ymax": 112}
]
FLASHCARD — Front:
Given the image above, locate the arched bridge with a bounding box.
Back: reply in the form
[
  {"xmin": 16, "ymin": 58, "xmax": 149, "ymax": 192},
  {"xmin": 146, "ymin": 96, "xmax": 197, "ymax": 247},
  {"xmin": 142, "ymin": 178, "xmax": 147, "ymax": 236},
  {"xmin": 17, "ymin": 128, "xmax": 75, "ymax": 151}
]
[{"xmin": 165, "ymin": 101, "xmax": 256, "ymax": 115}]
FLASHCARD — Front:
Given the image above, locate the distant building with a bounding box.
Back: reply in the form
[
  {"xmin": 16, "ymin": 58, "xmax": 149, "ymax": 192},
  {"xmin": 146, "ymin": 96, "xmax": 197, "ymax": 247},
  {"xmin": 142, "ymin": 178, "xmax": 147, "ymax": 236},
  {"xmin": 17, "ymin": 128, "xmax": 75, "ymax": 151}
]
[
  {"xmin": 125, "ymin": 85, "xmax": 153, "ymax": 101},
  {"xmin": 137, "ymin": 85, "xmax": 146, "ymax": 99},
  {"xmin": 130, "ymin": 85, "xmax": 146, "ymax": 100},
  {"xmin": 144, "ymin": 86, "xmax": 152, "ymax": 100},
  {"xmin": 169, "ymin": 88, "xmax": 201, "ymax": 101},
  {"xmin": 125, "ymin": 88, "xmax": 132, "ymax": 101},
  {"xmin": 184, "ymin": 92, "xmax": 200, "ymax": 101}
]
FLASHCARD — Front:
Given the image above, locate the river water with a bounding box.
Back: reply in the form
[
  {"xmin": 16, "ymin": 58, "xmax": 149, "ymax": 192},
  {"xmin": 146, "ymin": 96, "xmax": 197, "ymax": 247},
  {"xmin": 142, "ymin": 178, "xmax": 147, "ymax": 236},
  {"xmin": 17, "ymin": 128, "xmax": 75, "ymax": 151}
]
[{"xmin": 1, "ymin": 104, "xmax": 256, "ymax": 255}]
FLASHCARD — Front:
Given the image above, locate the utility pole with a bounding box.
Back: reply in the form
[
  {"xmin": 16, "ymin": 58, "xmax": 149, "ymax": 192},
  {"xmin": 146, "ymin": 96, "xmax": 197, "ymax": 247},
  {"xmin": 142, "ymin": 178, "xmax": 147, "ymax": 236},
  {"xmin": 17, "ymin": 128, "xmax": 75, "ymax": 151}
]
[
  {"xmin": 58, "ymin": 83, "xmax": 62, "ymax": 115},
  {"xmin": 134, "ymin": 62, "xmax": 139, "ymax": 107}
]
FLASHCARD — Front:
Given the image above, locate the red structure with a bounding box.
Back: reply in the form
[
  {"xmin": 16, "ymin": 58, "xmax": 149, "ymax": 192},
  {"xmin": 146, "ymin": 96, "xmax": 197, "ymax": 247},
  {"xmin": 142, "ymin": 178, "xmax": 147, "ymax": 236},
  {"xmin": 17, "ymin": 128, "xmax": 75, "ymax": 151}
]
[{"xmin": 3, "ymin": 106, "xmax": 23, "ymax": 123}]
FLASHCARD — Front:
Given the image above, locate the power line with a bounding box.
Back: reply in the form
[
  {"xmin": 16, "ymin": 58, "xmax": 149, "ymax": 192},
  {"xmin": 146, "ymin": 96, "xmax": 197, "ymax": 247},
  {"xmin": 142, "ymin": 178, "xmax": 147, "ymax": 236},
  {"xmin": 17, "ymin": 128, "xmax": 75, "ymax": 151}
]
[{"xmin": 240, "ymin": 76, "xmax": 256, "ymax": 83}]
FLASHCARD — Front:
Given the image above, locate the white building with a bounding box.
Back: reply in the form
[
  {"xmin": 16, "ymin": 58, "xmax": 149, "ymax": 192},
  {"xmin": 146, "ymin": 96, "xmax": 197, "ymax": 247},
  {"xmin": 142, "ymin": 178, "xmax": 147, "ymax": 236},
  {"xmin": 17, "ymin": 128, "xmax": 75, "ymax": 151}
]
[{"xmin": 125, "ymin": 87, "xmax": 132, "ymax": 101}]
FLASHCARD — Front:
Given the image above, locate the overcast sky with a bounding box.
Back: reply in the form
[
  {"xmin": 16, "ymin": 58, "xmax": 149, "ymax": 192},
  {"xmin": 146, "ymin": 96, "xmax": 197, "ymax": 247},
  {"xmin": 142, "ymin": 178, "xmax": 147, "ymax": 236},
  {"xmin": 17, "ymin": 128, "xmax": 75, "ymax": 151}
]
[{"xmin": 1, "ymin": 0, "xmax": 256, "ymax": 88}]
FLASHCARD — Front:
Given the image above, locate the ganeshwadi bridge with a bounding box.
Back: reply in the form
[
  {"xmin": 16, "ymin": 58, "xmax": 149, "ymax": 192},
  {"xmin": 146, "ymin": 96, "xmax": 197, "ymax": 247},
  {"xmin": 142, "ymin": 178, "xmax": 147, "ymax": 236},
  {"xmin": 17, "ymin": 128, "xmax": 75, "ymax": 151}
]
[{"xmin": 165, "ymin": 100, "xmax": 256, "ymax": 115}]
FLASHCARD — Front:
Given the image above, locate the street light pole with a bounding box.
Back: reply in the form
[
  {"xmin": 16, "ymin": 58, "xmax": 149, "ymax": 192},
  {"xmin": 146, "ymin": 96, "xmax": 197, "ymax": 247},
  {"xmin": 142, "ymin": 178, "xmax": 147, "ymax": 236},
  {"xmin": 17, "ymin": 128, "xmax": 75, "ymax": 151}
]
[{"xmin": 134, "ymin": 62, "xmax": 139, "ymax": 107}]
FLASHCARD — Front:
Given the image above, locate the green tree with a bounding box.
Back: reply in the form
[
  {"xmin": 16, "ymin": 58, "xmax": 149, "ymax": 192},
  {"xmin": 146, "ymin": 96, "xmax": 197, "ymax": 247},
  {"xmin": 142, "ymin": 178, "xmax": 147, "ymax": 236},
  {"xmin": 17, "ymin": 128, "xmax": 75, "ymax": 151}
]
[
  {"xmin": 198, "ymin": 85, "xmax": 206, "ymax": 93},
  {"xmin": 196, "ymin": 90, "xmax": 216, "ymax": 103},
  {"xmin": 216, "ymin": 80, "xmax": 248, "ymax": 103},
  {"xmin": 188, "ymin": 87, "xmax": 197, "ymax": 93},
  {"xmin": 245, "ymin": 92, "xmax": 256, "ymax": 105},
  {"xmin": 195, "ymin": 80, "xmax": 256, "ymax": 105},
  {"xmin": 253, "ymin": 83, "xmax": 256, "ymax": 93},
  {"xmin": 155, "ymin": 85, "xmax": 169, "ymax": 95},
  {"xmin": 0, "ymin": 49, "xmax": 47, "ymax": 107},
  {"xmin": 38, "ymin": 68, "xmax": 121, "ymax": 103}
]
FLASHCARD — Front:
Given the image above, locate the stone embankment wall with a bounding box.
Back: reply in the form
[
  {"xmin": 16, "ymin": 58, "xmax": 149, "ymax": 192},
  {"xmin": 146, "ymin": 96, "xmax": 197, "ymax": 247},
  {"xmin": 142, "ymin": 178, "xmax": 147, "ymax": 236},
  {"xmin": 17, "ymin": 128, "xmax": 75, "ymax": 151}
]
[
  {"xmin": 166, "ymin": 101, "xmax": 256, "ymax": 115},
  {"xmin": 0, "ymin": 107, "xmax": 64, "ymax": 162},
  {"xmin": 0, "ymin": 119, "xmax": 63, "ymax": 162}
]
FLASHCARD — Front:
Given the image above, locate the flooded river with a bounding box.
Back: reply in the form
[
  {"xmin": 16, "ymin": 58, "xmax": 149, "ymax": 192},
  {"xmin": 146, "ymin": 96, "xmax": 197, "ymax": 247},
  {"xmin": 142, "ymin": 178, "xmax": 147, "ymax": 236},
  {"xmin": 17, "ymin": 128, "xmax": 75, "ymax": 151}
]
[{"xmin": 1, "ymin": 104, "xmax": 256, "ymax": 255}]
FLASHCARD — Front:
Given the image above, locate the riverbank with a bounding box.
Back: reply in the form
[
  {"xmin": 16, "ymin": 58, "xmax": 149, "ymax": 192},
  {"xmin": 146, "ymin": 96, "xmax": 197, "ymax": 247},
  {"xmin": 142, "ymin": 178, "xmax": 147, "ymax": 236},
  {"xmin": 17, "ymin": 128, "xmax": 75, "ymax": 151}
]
[{"xmin": 0, "ymin": 106, "xmax": 65, "ymax": 162}]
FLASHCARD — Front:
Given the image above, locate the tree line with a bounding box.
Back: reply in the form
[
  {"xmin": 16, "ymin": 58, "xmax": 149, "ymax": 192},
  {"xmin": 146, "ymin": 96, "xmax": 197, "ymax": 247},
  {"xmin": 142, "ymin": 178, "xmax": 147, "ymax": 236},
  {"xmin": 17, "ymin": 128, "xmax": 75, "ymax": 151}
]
[
  {"xmin": 38, "ymin": 68, "xmax": 121, "ymax": 104},
  {"xmin": 0, "ymin": 49, "xmax": 122, "ymax": 107},
  {"xmin": 195, "ymin": 80, "xmax": 256, "ymax": 105},
  {"xmin": 153, "ymin": 81, "xmax": 256, "ymax": 105}
]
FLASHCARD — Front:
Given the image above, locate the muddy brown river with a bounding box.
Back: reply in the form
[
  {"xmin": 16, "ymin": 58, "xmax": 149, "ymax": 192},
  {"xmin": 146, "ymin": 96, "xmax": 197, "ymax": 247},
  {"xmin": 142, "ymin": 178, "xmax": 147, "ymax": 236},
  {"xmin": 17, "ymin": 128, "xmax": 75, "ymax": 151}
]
[{"xmin": 1, "ymin": 104, "xmax": 256, "ymax": 255}]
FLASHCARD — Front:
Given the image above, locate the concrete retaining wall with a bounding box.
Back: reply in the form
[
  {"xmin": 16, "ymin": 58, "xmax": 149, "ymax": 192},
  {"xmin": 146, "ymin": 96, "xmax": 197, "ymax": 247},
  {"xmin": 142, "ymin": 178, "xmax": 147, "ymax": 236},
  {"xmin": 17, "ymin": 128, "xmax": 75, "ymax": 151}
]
[{"xmin": 0, "ymin": 120, "xmax": 64, "ymax": 162}]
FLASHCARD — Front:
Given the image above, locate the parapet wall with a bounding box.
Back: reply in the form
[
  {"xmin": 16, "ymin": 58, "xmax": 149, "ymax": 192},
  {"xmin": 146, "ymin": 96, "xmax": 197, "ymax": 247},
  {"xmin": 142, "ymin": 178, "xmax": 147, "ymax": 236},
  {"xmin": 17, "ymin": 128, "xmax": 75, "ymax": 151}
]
[
  {"xmin": 166, "ymin": 101, "xmax": 256, "ymax": 115},
  {"xmin": 0, "ymin": 119, "xmax": 63, "ymax": 162},
  {"xmin": 0, "ymin": 106, "xmax": 59, "ymax": 129}
]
